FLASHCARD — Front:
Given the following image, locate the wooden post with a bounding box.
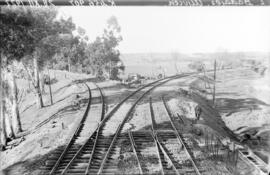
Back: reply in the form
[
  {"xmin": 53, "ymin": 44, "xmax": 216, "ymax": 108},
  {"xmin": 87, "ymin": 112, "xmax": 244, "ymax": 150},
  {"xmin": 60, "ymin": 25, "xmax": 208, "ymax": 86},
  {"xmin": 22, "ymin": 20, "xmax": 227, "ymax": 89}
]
[{"xmin": 213, "ymin": 59, "xmax": 216, "ymax": 105}]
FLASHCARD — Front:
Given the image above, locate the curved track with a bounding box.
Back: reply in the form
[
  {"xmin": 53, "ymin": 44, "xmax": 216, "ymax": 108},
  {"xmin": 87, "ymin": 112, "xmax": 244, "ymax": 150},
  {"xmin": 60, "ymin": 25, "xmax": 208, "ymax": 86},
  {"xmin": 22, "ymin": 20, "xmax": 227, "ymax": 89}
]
[
  {"xmin": 46, "ymin": 83, "xmax": 105, "ymax": 175},
  {"xmin": 58, "ymin": 84, "xmax": 106, "ymax": 175},
  {"xmin": 88, "ymin": 76, "xmax": 182, "ymax": 175},
  {"xmin": 48, "ymin": 74, "xmax": 191, "ymax": 175}
]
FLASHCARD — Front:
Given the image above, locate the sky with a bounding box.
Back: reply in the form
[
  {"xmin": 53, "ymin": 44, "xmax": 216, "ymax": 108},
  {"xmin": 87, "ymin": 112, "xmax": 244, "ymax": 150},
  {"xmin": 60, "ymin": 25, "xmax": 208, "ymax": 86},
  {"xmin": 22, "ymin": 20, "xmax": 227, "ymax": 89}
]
[{"xmin": 59, "ymin": 7, "xmax": 270, "ymax": 54}]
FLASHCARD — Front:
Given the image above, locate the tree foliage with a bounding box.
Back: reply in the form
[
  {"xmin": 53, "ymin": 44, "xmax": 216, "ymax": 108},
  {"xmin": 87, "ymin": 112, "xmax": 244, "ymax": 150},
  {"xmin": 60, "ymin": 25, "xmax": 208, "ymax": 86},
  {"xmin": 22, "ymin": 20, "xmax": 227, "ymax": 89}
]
[
  {"xmin": 0, "ymin": 9, "xmax": 124, "ymax": 147},
  {"xmin": 83, "ymin": 16, "xmax": 124, "ymax": 79},
  {"xmin": 0, "ymin": 7, "xmax": 34, "ymax": 62},
  {"xmin": 47, "ymin": 15, "xmax": 124, "ymax": 79}
]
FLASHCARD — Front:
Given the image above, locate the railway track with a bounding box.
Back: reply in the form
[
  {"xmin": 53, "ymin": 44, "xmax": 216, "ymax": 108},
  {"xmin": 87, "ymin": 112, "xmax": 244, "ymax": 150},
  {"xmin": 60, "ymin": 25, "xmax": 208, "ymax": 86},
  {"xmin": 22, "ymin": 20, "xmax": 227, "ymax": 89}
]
[
  {"xmin": 150, "ymin": 97, "xmax": 202, "ymax": 175},
  {"xmin": 45, "ymin": 73, "xmax": 264, "ymax": 175},
  {"xmin": 150, "ymin": 97, "xmax": 182, "ymax": 175},
  {"xmin": 94, "ymin": 76, "xmax": 181, "ymax": 175},
  {"xmin": 238, "ymin": 149, "xmax": 269, "ymax": 175},
  {"xmin": 47, "ymin": 74, "xmax": 188, "ymax": 175},
  {"xmin": 45, "ymin": 83, "xmax": 105, "ymax": 175}
]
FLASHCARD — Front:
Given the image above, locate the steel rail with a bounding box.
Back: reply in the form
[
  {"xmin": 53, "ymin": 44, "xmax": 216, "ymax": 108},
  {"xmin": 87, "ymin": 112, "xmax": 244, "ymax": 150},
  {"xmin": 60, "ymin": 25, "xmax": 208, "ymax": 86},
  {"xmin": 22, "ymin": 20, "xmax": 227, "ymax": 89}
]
[
  {"xmin": 97, "ymin": 74, "xmax": 181, "ymax": 129},
  {"xmin": 149, "ymin": 97, "xmax": 165, "ymax": 175},
  {"xmin": 128, "ymin": 131, "xmax": 144, "ymax": 175},
  {"xmin": 216, "ymin": 133, "xmax": 268, "ymax": 174},
  {"xmin": 149, "ymin": 97, "xmax": 157, "ymax": 132},
  {"xmin": 49, "ymin": 72, "xmax": 195, "ymax": 174},
  {"xmin": 238, "ymin": 150, "xmax": 268, "ymax": 175},
  {"xmin": 154, "ymin": 133, "xmax": 180, "ymax": 175},
  {"xmin": 176, "ymin": 113, "xmax": 185, "ymax": 125},
  {"xmin": 150, "ymin": 132, "xmax": 165, "ymax": 175},
  {"xmin": 97, "ymin": 76, "xmax": 182, "ymax": 175},
  {"xmin": 56, "ymin": 73, "xmax": 192, "ymax": 175},
  {"xmin": 60, "ymin": 83, "xmax": 105, "ymax": 175},
  {"xmin": 149, "ymin": 97, "xmax": 180, "ymax": 175},
  {"xmin": 162, "ymin": 97, "xmax": 202, "ymax": 175},
  {"xmin": 84, "ymin": 76, "xmax": 176, "ymax": 174},
  {"xmin": 150, "ymin": 97, "xmax": 183, "ymax": 148},
  {"xmin": 97, "ymin": 85, "xmax": 106, "ymax": 121},
  {"xmin": 84, "ymin": 76, "xmax": 179, "ymax": 175},
  {"xmin": 49, "ymin": 83, "xmax": 92, "ymax": 175},
  {"xmin": 84, "ymin": 125, "xmax": 101, "ymax": 175}
]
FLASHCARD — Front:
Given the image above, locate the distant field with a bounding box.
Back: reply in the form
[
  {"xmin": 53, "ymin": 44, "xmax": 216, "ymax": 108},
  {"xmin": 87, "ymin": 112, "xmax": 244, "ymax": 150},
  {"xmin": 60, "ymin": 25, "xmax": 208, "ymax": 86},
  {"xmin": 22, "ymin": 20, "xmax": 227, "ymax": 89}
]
[
  {"xmin": 123, "ymin": 63, "xmax": 193, "ymax": 77},
  {"xmin": 120, "ymin": 52, "xmax": 269, "ymax": 77}
]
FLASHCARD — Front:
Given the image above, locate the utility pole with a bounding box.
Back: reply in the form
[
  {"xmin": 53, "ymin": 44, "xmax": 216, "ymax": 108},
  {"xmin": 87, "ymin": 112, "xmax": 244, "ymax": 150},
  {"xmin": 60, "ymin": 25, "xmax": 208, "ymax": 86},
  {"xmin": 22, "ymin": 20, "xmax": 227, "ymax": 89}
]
[{"xmin": 213, "ymin": 59, "xmax": 217, "ymax": 105}]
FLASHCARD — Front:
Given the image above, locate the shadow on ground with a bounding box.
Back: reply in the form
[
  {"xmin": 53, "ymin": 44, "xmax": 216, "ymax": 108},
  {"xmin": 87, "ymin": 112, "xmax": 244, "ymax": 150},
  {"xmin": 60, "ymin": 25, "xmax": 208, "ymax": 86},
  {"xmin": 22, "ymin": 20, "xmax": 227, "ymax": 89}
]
[
  {"xmin": 215, "ymin": 97, "xmax": 269, "ymax": 116},
  {"xmin": 1, "ymin": 152, "xmax": 52, "ymax": 175}
]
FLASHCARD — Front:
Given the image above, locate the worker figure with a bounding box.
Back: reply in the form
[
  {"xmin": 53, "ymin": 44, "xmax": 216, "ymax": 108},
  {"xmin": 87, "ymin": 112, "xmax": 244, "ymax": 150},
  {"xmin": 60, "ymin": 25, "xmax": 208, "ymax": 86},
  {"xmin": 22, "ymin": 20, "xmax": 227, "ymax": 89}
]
[{"xmin": 194, "ymin": 105, "xmax": 202, "ymax": 122}]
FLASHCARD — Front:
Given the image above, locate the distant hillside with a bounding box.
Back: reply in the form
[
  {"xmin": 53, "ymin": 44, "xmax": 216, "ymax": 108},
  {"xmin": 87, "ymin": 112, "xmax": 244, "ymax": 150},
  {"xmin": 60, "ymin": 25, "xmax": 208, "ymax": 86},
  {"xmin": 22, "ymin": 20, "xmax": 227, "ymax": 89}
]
[
  {"xmin": 121, "ymin": 52, "xmax": 269, "ymax": 65},
  {"xmin": 120, "ymin": 53, "xmax": 200, "ymax": 76},
  {"xmin": 120, "ymin": 52, "xmax": 269, "ymax": 77}
]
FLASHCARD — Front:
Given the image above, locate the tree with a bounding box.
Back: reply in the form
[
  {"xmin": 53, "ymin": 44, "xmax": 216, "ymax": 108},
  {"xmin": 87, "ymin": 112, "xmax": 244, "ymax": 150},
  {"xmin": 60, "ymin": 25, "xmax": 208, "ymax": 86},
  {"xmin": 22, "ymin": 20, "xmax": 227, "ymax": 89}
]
[
  {"xmin": 84, "ymin": 16, "xmax": 124, "ymax": 79},
  {"xmin": 103, "ymin": 16, "xmax": 123, "ymax": 79},
  {"xmin": 20, "ymin": 8, "xmax": 75, "ymax": 108},
  {"xmin": 0, "ymin": 7, "xmax": 35, "ymax": 136},
  {"xmin": 10, "ymin": 61, "xmax": 21, "ymax": 134},
  {"xmin": 0, "ymin": 7, "xmax": 76, "ymax": 144},
  {"xmin": 84, "ymin": 37, "xmax": 105, "ymax": 77},
  {"xmin": 28, "ymin": 11, "xmax": 74, "ymax": 108},
  {"xmin": 49, "ymin": 34, "xmax": 82, "ymax": 72},
  {"xmin": 0, "ymin": 52, "xmax": 7, "ymax": 148}
]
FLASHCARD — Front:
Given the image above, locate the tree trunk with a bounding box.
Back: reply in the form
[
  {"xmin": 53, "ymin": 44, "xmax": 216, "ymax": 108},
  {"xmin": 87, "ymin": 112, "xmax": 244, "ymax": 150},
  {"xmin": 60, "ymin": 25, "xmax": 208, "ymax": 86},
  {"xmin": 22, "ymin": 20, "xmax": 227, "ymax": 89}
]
[
  {"xmin": 0, "ymin": 52, "xmax": 7, "ymax": 147},
  {"xmin": 109, "ymin": 61, "xmax": 111, "ymax": 79},
  {"xmin": 2, "ymin": 58, "xmax": 15, "ymax": 139},
  {"xmin": 4, "ymin": 101, "xmax": 14, "ymax": 139},
  {"xmin": 47, "ymin": 69, "xmax": 53, "ymax": 105},
  {"xmin": 68, "ymin": 57, "xmax": 71, "ymax": 72},
  {"xmin": 40, "ymin": 71, "xmax": 45, "ymax": 94},
  {"xmin": 0, "ymin": 103, "xmax": 7, "ymax": 148},
  {"xmin": 34, "ymin": 56, "xmax": 44, "ymax": 108},
  {"xmin": 10, "ymin": 60, "xmax": 22, "ymax": 135}
]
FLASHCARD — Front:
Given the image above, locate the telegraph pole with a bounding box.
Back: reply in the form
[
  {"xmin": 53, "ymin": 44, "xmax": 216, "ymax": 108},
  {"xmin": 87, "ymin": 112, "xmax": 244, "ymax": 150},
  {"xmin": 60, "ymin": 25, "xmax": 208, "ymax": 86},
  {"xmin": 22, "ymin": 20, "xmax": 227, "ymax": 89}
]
[{"xmin": 213, "ymin": 59, "xmax": 217, "ymax": 105}]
